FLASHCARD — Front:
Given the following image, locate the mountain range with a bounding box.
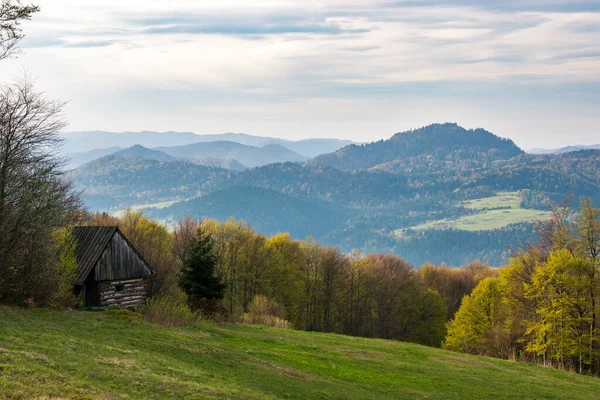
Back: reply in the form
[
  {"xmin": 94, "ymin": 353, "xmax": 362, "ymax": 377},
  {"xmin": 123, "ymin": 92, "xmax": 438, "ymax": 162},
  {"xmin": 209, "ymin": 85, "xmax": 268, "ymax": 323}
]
[
  {"xmin": 62, "ymin": 131, "xmax": 354, "ymax": 169},
  {"xmin": 69, "ymin": 123, "xmax": 600, "ymax": 267},
  {"xmin": 529, "ymin": 144, "xmax": 600, "ymax": 154}
]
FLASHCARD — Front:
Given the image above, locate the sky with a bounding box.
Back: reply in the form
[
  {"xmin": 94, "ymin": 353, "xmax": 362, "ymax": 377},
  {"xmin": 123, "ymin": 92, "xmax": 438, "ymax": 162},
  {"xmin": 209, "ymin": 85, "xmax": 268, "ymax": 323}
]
[{"xmin": 1, "ymin": 0, "xmax": 599, "ymax": 149}]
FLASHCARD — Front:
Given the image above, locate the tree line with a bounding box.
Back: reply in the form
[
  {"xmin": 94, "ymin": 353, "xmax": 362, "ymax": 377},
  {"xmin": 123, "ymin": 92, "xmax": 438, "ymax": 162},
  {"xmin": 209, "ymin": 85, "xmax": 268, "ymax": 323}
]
[
  {"xmin": 445, "ymin": 199, "xmax": 600, "ymax": 375},
  {"xmin": 78, "ymin": 211, "xmax": 494, "ymax": 347}
]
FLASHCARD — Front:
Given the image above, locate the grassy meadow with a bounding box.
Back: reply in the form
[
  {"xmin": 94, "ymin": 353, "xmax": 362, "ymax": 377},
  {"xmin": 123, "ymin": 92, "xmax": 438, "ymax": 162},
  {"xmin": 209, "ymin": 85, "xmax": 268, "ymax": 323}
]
[
  {"xmin": 1, "ymin": 307, "xmax": 600, "ymax": 399},
  {"xmin": 396, "ymin": 191, "xmax": 551, "ymax": 236}
]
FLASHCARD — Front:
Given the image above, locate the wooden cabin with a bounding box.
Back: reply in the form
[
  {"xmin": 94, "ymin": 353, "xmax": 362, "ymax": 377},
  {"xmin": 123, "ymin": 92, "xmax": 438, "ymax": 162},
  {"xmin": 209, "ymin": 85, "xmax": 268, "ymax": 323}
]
[{"xmin": 72, "ymin": 226, "xmax": 153, "ymax": 308}]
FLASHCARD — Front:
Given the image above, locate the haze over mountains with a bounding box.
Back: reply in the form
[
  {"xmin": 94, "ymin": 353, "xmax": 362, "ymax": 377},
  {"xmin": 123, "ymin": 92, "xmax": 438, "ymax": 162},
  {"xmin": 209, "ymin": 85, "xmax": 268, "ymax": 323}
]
[
  {"xmin": 529, "ymin": 144, "xmax": 600, "ymax": 154},
  {"xmin": 70, "ymin": 123, "xmax": 600, "ymax": 267},
  {"xmin": 62, "ymin": 131, "xmax": 353, "ymax": 169}
]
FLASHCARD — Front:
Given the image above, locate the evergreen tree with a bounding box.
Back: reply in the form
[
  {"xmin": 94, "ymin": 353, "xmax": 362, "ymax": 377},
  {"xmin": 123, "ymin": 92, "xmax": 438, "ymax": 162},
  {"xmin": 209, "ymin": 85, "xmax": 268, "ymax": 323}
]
[{"xmin": 179, "ymin": 227, "xmax": 225, "ymax": 300}]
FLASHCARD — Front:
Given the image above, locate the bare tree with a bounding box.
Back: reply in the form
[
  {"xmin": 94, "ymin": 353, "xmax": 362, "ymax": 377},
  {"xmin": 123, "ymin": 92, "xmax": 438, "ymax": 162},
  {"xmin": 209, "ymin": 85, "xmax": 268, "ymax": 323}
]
[
  {"xmin": 172, "ymin": 216, "xmax": 202, "ymax": 265},
  {"xmin": 0, "ymin": 0, "xmax": 39, "ymax": 60},
  {"xmin": 0, "ymin": 74, "xmax": 80, "ymax": 304}
]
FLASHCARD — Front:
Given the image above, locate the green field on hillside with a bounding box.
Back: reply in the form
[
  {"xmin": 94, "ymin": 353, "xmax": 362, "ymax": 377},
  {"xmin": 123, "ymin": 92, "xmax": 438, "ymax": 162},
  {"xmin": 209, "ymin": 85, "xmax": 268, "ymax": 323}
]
[
  {"xmin": 462, "ymin": 192, "xmax": 522, "ymax": 210},
  {"xmin": 396, "ymin": 192, "xmax": 551, "ymax": 237},
  {"xmin": 1, "ymin": 307, "xmax": 599, "ymax": 399}
]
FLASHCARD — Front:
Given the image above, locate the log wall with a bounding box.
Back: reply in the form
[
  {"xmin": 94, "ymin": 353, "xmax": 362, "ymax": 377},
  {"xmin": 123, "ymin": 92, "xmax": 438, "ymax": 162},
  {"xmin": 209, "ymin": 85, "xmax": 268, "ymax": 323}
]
[{"xmin": 99, "ymin": 278, "xmax": 147, "ymax": 308}]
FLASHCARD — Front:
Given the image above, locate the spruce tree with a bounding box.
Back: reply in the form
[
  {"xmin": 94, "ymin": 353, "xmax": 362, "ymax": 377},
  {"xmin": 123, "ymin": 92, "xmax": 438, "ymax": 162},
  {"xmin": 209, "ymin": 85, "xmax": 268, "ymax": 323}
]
[{"xmin": 179, "ymin": 227, "xmax": 225, "ymax": 300}]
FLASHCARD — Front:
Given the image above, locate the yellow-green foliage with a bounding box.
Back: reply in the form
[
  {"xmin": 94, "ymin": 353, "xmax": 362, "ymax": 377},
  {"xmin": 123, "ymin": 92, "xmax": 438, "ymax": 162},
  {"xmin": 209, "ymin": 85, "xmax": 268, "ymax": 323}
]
[
  {"xmin": 51, "ymin": 228, "xmax": 78, "ymax": 309},
  {"xmin": 444, "ymin": 278, "xmax": 503, "ymax": 355},
  {"xmin": 525, "ymin": 250, "xmax": 595, "ymax": 370},
  {"xmin": 445, "ymin": 200, "xmax": 600, "ymax": 375}
]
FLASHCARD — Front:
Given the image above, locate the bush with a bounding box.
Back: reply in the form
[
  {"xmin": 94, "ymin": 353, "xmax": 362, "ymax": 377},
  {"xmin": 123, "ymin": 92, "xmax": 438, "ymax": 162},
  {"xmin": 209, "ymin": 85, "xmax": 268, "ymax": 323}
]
[
  {"xmin": 140, "ymin": 296, "xmax": 200, "ymax": 327},
  {"xmin": 242, "ymin": 295, "xmax": 292, "ymax": 329}
]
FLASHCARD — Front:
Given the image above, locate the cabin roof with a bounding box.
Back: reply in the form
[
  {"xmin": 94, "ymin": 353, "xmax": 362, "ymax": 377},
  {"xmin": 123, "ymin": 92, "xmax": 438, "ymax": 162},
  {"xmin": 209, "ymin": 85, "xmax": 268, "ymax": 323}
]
[{"xmin": 72, "ymin": 226, "xmax": 153, "ymax": 285}]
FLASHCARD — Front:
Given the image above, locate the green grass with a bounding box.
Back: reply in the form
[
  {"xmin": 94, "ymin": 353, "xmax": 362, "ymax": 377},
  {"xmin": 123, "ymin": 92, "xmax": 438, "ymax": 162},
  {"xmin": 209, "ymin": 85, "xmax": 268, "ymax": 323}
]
[
  {"xmin": 462, "ymin": 191, "xmax": 523, "ymax": 210},
  {"xmin": 1, "ymin": 307, "xmax": 600, "ymax": 399},
  {"xmin": 395, "ymin": 192, "xmax": 552, "ymax": 236}
]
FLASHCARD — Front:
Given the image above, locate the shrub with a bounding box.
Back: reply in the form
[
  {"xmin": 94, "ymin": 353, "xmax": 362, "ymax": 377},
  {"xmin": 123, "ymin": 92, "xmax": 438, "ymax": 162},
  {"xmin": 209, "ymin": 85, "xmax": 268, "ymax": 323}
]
[
  {"xmin": 140, "ymin": 295, "xmax": 200, "ymax": 327},
  {"xmin": 242, "ymin": 295, "xmax": 292, "ymax": 329}
]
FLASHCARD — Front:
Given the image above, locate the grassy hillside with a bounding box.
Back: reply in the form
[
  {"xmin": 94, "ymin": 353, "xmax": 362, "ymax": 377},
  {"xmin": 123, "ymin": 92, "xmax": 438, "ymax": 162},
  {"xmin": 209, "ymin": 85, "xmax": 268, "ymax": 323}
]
[
  {"xmin": 2, "ymin": 307, "xmax": 600, "ymax": 399},
  {"xmin": 396, "ymin": 192, "xmax": 551, "ymax": 237}
]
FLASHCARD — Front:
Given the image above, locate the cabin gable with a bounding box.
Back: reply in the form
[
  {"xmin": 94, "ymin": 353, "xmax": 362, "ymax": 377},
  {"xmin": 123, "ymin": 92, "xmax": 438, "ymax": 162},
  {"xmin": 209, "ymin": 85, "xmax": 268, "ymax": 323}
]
[{"xmin": 95, "ymin": 231, "xmax": 152, "ymax": 281}]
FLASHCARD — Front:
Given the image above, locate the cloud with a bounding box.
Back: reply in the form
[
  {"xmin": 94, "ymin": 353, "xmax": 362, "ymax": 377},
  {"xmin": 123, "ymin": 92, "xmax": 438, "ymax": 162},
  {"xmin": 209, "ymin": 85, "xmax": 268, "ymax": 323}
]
[
  {"xmin": 1, "ymin": 0, "xmax": 599, "ymax": 147},
  {"xmin": 390, "ymin": 0, "xmax": 600, "ymax": 13},
  {"xmin": 141, "ymin": 23, "xmax": 369, "ymax": 36}
]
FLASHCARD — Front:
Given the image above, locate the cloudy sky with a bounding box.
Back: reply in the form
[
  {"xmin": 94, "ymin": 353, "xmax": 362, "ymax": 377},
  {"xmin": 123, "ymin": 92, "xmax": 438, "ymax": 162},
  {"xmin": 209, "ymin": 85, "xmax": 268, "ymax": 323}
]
[{"xmin": 1, "ymin": 0, "xmax": 599, "ymax": 149}]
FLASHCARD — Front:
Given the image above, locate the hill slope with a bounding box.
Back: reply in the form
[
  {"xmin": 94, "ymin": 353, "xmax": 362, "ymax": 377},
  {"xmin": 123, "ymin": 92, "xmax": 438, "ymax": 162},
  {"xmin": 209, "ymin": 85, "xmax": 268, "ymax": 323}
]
[
  {"xmin": 66, "ymin": 146, "xmax": 122, "ymax": 169},
  {"xmin": 69, "ymin": 156, "xmax": 230, "ymax": 210},
  {"xmin": 1, "ymin": 307, "xmax": 599, "ymax": 399},
  {"xmin": 152, "ymin": 186, "xmax": 351, "ymax": 239},
  {"xmin": 113, "ymin": 145, "xmax": 175, "ymax": 162}
]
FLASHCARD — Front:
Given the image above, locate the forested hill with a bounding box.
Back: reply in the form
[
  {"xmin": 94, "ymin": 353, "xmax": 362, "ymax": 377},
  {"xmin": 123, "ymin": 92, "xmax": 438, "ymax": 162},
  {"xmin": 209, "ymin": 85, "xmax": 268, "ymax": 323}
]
[
  {"xmin": 113, "ymin": 145, "xmax": 175, "ymax": 162},
  {"xmin": 312, "ymin": 123, "xmax": 523, "ymax": 171},
  {"xmin": 71, "ymin": 124, "xmax": 600, "ymax": 266}
]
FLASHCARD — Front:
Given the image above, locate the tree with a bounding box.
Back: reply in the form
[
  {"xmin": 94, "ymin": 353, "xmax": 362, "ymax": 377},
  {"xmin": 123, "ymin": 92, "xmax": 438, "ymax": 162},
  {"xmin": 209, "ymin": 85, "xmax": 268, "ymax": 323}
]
[
  {"xmin": 172, "ymin": 216, "xmax": 201, "ymax": 265},
  {"xmin": 1, "ymin": 0, "xmax": 40, "ymax": 60},
  {"xmin": 444, "ymin": 278, "xmax": 504, "ymax": 356},
  {"xmin": 179, "ymin": 227, "xmax": 225, "ymax": 301},
  {"xmin": 525, "ymin": 250, "xmax": 596, "ymax": 373},
  {"xmin": 0, "ymin": 75, "xmax": 80, "ymax": 305}
]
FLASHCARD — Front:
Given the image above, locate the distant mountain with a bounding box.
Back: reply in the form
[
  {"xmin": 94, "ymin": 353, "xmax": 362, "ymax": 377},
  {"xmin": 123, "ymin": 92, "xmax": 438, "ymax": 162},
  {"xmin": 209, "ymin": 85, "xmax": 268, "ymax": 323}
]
[
  {"xmin": 188, "ymin": 157, "xmax": 247, "ymax": 171},
  {"xmin": 113, "ymin": 145, "xmax": 175, "ymax": 162},
  {"xmin": 66, "ymin": 147, "xmax": 122, "ymax": 169},
  {"xmin": 60, "ymin": 130, "xmax": 353, "ymax": 158},
  {"xmin": 156, "ymin": 141, "xmax": 307, "ymax": 168},
  {"xmin": 312, "ymin": 123, "xmax": 523, "ymax": 172},
  {"xmin": 529, "ymin": 144, "xmax": 600, "ymax": 154},
  {"xmin": 60, "ymin": 131, "xmax": 204, "ymax": 154},
  {"xmin": 267, "ymin": 138, "xmax": 355, "ymax": 158}
]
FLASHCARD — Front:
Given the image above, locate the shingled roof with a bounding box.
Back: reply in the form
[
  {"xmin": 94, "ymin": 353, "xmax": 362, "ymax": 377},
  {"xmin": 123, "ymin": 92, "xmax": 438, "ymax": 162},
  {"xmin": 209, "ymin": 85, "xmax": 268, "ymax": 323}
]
[{"xmin": 71, "ymin": 226, "xmax": 152, "ymax": 286}]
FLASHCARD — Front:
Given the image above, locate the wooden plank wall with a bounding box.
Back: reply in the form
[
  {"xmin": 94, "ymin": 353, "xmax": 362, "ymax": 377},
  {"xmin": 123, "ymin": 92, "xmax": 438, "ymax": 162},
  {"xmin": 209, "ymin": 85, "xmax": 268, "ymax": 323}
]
[
  {"xmin": 95, "ymin": 232, "xmax": 152, "ymax": 282},
  {"xmin": 99, "ymin": 278, "xmax": 147, "ymax": 308}
]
